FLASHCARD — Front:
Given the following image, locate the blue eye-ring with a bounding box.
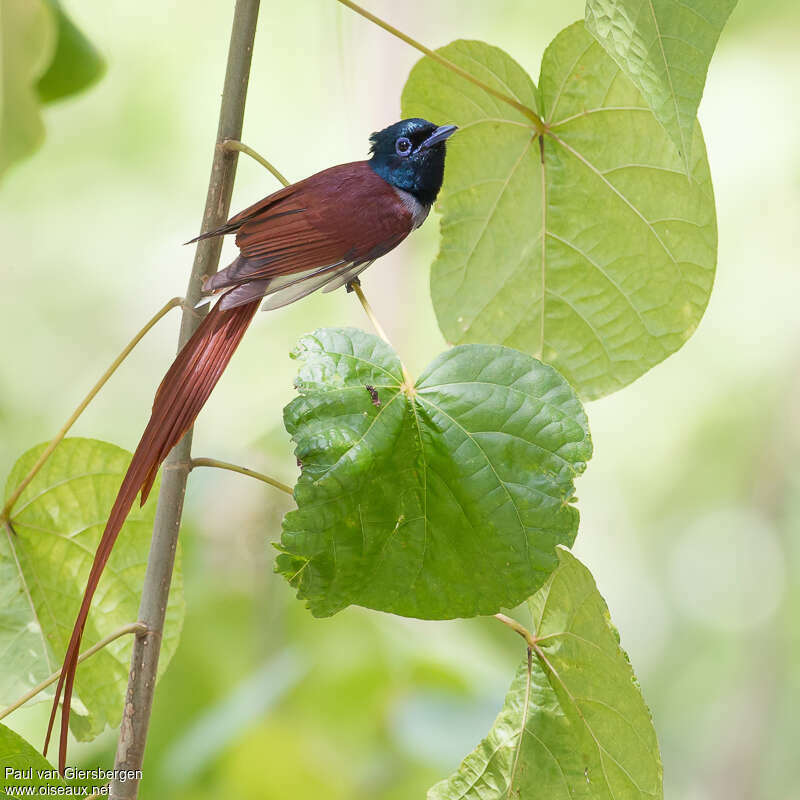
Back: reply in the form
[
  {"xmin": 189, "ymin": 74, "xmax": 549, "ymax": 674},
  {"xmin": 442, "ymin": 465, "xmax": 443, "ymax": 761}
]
[{"xmin": 395, "ymin": 136, "xmax": 412, "ymax": 156}]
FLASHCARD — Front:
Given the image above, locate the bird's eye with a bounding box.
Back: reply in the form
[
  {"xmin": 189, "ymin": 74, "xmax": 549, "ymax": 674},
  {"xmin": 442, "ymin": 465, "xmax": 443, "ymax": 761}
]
[{"xmin": 395, "ymin": 136, "xmax": 412, "ymax": 156}]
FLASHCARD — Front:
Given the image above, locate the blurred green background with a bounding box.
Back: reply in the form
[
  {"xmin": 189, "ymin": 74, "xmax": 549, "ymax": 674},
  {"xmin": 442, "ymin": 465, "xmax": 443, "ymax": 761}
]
[{"xmin": 1, "ymin": 1, "xmax": 798, "ymax": 798}]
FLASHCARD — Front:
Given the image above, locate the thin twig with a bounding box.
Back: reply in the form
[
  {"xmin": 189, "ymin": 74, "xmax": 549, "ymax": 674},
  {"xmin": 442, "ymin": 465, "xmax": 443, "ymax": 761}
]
[
  {"xmin": 110, "ymin": 3, "xmax": 261, "ymax": 798},
  {"xmin": 0, "ymin": 297, "xmax": 184, "ymax": 522},
  {"xmin": 494, "ymin": 612, "xmax": 538, "ymax": 649},
  {"xmin": 221, "ymin": 139, "xmax": 290, "ymax": 187},
  {"xmin": 190, "ymin": 457, "xmax": 293, "ymax": 495},
  {"xmin": 0, "ymin": 623, "xmax": 146, "ymax": 722},
  {"xmin": 335, "ymin": 0, "xmax": 545, "ymax": 133},
  {"xmin": 217, "ymin": 141, "xmax": 414, "ymax": 391},
  {"xmin": 349, "ymin": 281, "xmax": 414, "ymax": 388}
]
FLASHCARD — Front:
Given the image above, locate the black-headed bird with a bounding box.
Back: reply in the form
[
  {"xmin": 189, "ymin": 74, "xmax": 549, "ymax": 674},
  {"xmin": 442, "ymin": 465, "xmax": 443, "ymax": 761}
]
[{"xmin": 45, "ymin": 118, "xmax": 457, "ymax": 772}]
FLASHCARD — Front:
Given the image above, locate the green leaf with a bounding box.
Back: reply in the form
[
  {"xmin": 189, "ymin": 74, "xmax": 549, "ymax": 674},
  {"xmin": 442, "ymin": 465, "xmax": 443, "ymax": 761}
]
[
  {"xmin": 0, "ymin": 724, "xmax": 63, "ymax": 797},
  {"xmin": 401, "ymin": 26, "xmax": 717, "ymax": 400},
  {"xmin": 0, "ymin": 0, "xmax": 57, "ymax": 177},
  {"xmin": 276, "ymin": 328, "xmax": 591, "ymax": 619},
  {"xmin": 429, "ymin": 548, "xmax": 662, "ymax": 800},
  {"xmin": 37, "ymin": 0, "xmax": 105, "ymax": 104},
  {"xmin": 0, "ymin": 438, "xmax": 184, "ymax": 742},
  {"xmin": 586, "ymin": 0, "xmax": 737, "ymax": 169}
]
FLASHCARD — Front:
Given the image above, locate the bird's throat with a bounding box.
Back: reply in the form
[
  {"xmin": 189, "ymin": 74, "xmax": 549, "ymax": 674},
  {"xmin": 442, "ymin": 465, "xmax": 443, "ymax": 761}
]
[{"xmin": 393, "ymin": 187, "xmax": 431, "ymax": 230}]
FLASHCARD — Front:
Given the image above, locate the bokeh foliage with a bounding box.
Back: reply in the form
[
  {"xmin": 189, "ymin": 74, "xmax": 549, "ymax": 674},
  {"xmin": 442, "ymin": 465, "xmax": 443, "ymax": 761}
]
[
  {"xmin": 1, "ymin": 1, "xmax": 797, "ymax": 799},
  {"xmin": 0, "ymin": 0, "xmax": 104, "ymax": 178}
]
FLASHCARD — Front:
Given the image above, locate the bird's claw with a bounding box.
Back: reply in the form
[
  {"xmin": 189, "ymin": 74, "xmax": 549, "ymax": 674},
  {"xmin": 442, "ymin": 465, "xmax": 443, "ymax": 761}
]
[{"xmin": 345, "ymin": 277, "xmax": 361, "ymax": 293}]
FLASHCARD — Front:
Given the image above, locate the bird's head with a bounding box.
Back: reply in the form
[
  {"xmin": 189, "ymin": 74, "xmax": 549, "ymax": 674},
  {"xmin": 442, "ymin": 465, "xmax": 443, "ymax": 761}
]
[{"xmin": 368, "ymin": 118, "xmax": 457, "ymax": 207}]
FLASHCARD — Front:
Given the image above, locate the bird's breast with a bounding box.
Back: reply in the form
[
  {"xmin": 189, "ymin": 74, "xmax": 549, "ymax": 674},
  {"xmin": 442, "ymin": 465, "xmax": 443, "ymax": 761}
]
[{"xmin": 392, "ymin": 187, "xmax": 431, "ymax": 230}]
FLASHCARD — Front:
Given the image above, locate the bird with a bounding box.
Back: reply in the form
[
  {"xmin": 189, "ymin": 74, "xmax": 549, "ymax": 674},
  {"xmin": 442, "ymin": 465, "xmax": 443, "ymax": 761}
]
[{"xmin": 44, "ymin": 117, "xmax": 457, "ymax": 772}]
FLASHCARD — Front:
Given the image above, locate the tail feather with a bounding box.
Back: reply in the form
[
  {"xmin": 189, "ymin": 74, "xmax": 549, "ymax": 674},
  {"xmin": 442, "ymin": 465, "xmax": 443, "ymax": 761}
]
[{"xmin": 44, "ymin": 296, "xmax": 259, "ymax": 773}]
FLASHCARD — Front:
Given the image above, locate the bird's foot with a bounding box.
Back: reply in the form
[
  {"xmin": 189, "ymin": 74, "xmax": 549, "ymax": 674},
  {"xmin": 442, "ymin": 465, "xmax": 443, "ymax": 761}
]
[{"xmin": 345, "ymin": 277, "xmax": 361, "ymax": 293}]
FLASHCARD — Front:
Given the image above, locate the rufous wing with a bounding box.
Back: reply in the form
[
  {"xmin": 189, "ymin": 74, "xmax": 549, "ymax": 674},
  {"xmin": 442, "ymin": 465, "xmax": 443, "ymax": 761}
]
[{"xmin": 202, "ymin": 161, "xmax": 413, "ymax": 309}]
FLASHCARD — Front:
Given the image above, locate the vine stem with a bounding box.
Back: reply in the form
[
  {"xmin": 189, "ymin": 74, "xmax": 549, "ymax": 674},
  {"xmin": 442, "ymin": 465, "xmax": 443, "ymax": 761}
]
[
  {"xmin": 335, "ymin": 0, "xmax": 545, "ymax": 134},
  {"xmin": 221, "ymin": 138, "xmax": 289, "ymax": 187},
  {"xmin": 109, "ymin": 3, "xmax": 261, "ymax": 797},
  {"xmin": 190, "ymin": 457, "xmax": 293, "ymax": 495},
  {"xmin": 0, "ymin": 297, "xmax": 184, "ymax": 523},
  {"xmin": 0, "ymin": 624, "xmax": 146, "ymax": 723}
]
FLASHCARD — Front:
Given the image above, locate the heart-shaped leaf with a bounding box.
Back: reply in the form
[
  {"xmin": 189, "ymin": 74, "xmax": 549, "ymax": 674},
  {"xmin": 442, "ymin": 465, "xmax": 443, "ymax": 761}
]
[
  {"xmin": 429, "ymin": 548, "xmax": 662, "ymax": 799},
  {"xmin": 586, "ymin": 0, "xmax": 737, "ymax": 169},
  {"xmin": 276, "ymin": 329, "xmax": 591, "ymax": 619},
  {"xmin": 0, "ymin": 724, "xmax": 64, "ymax": 797},
  {"xmin": 402, "ymin": 24, "xmax": 717, "ymax": 400},
  {"xmin": 0, "ymin": 438, "xmax": 184, "ymax": 741}
]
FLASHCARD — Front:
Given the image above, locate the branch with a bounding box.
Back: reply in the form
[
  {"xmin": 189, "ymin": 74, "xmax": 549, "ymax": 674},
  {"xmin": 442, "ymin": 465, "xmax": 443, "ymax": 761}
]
[
  {"xmin": 335, "ymin": 0, "xmax": 545, "ymax": 133},
  {"xmin": 0, "ymin": 624, "xmax": 146, "ymax": 722},
  {"xmin": 0, "ymin": 297, "xmax": 184, "ymax": 522},
  {"xmin": 109, "ymin": 3, "xmax": 261, "ymax": 797},
  {"xmin": 190, "ymin": 457, "xmax": 293, "ymax": 495}
]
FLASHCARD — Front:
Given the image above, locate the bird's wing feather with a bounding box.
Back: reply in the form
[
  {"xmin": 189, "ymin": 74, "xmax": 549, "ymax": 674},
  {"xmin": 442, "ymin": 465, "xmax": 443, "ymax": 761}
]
[
  {"xmin": 205, "ymin": 162, "xmax": 412, "ymax": 293},
  {"xmin": 321, "ymin": 260, "xmax": 375, "ymax": 293},
  {"xmin": 218, "ymin": 261, "xmax": 349, "ymax": 310},
  {"xmin": 259, "ymin": 263, "xmax": 361, "ymax": 311},
  {"xmin": 186, "ymin": 184, "xmax": 300, "ymax": 243}
]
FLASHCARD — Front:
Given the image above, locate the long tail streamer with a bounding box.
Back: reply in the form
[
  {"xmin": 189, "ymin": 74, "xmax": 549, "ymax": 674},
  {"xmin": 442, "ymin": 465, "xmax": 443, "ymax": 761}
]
[{"xmin": 44, "ymin": 296, "xmax": 259, "ymax": 773}]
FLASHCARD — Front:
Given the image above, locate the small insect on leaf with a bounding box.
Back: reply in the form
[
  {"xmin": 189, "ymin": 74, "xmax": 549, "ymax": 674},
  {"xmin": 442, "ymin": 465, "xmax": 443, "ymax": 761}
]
[
  {"xmin": 279, "ymin": 328, "xmax": 592, "ymax": 620},
  {"xmin": 365, "ymin": 384, "xmax": 381, "ymax": 407}
]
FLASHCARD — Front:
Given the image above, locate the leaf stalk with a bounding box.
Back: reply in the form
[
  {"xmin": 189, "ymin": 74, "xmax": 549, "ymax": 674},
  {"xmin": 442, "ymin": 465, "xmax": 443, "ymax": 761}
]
[
  {"xmin": 349, "ymin": 281, "xmax": 414, "ymax": 388},
  {"xmin": 494, "ymin": 612, "xmax": 538, "ymax": 649}
]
